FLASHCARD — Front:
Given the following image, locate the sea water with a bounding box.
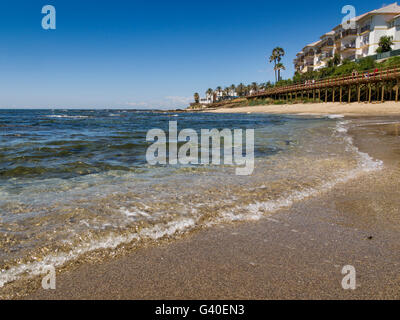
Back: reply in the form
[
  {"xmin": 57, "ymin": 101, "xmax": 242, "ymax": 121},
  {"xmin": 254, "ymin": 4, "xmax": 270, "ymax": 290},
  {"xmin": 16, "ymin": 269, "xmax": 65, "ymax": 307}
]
[{"xmin": 0, "ymin": 109, "xmax": 382, "ymax": 288}]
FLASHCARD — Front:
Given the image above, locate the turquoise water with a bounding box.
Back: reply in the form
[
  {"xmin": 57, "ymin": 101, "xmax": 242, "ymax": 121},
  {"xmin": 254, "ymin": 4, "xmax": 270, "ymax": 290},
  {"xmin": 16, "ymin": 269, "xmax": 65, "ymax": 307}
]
[{"xmin": 0, "ymin": 110, "xmax": 381, "ymax": 288}]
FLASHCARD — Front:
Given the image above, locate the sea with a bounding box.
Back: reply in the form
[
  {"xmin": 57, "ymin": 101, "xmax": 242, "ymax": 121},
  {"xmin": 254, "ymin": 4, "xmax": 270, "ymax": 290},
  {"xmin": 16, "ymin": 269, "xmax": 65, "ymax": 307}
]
[{"xmin": 0, "ymin": 109, "xmax": 382, "ymax": 289}]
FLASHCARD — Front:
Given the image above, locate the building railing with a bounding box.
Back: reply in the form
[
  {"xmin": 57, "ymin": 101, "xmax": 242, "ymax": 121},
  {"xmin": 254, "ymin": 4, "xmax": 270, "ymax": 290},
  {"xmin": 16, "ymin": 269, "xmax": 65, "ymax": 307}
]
[
  {"xmin": 322, "ymin": 52, "xmax": 333, "ymax": 58},
  {"xmin": 341, "ymin": 29, "xmax": 358, "ymax": 38},
  {"xmin": 355, "ymin": 48, "xmax": 400, "ymax": 62},
  {"xmin": 342, "ymin": 43, "xmax": 356, "ymax": 49},
  {"xmin": 360, "ymin": 25, "xmax": 371, "ymax": 33},
  {"xmin": 248, "ymin": 65, "xmax": 400, "ymax": 98}
]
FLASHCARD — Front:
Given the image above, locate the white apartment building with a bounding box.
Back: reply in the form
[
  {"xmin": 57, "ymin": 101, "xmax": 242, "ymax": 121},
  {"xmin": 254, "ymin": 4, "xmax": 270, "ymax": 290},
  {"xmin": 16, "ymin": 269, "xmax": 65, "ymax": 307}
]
[
  {"xmin": 199, "ymin": 90, "xmax": 238, "ymax": 105},
  {"xmin": 294, "ymin": 3, "xmax": 400, "ymax": 73}
]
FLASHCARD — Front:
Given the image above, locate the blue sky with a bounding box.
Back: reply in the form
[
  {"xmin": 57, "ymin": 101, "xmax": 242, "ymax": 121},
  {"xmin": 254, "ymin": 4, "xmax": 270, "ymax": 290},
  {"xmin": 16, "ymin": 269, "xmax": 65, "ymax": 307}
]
[{"xmin": 0, "ymin": 0, "xmax": 391, "ymax": 109}]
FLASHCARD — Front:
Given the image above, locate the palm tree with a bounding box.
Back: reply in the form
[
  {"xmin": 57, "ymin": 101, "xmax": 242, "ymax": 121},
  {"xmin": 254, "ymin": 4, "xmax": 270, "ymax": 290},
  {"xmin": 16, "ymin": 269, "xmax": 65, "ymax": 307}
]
[
  {"xmin": 224, "ymin": 87, "xmax": 231, "ymax": 96},
  {"xmin": 269, "ymin": 47, "xmax": 285, "ymax": 83},
  {"xmin": 269, "ymin": 52, "xmax": 278, "ymax": 83},
  {"xmin": 251, "ymin": 82, "xmax": 258, "ymax": 93},
  {"xmin": 206, "ymin": 88, "xmax": 214, "ymax": 102},
  {"xmin": 332, "ymin": 53, "xmax": 341, "ymax": 66},
  {"xmin": 376, "ymin": 36, "xmax": 394, "ymax": 53},
  {"xmin": 275, "ymin": 63, "xmax": 286, "ymax": 81},
  {"xmin": 194, "ymin": 92, "xmax": 200, "ymax": 104},
  {"xmin": 236, "ymin": 83, "xmax": 245, "ymax": 96},
  {"xmin": 246, "ymin": 84, "xmax": 252, "ymax": 95},
  {"xmin": 265, "ymin": 81, "xmax": 273, "ymax": 89},
  {"xmin": 230, "ymin": 84, "xmax": 236, "ymax": 96}
]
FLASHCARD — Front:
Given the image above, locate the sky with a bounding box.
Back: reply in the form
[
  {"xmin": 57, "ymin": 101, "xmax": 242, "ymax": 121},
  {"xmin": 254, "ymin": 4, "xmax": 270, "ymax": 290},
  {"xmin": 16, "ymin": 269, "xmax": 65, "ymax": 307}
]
[{"xmin": 0, "ymin": 0, "xmax": 392, "ymax": 109}]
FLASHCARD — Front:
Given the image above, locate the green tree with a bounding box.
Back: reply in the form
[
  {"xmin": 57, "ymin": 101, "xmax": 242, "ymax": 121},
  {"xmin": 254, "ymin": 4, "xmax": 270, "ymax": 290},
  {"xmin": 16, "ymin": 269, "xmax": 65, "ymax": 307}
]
[
  {"xmin": 230, "ymin": 84, "xmax": 236, "ymax": 96},
  {"xmin": 206, "ymin": 88, "xmax": 214, "ymax": 102},
  {"xmin": 275, "ymin": 62, "xmax": 286, "ymax": 80},
  {"xmin": 224, "ymin": 87, "xmax": 230, "ymax": 96},
  {"xmin": 376, "ymin": 36, "xmax": 394, "ymax": 53},
  {"xmin": 269, "ymin": 47, "xmax": 285, "ymax": 82},
  {"xmin": 236, "ymin": 83, "xmax": 245, "ymax": 96},
  {"xmin": 194, "ymin": 92, "xmax": 199, "ymax": 104},
  {"xmin": 333, "ymin": 53, "xmax": 341, "ymax": 66}
]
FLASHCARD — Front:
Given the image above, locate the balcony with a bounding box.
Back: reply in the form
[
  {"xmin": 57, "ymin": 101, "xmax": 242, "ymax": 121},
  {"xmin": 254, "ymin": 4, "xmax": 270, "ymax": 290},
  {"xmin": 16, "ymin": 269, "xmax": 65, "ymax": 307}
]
[
  {"xmin": 321, "ymin": 52, "xmax": 333, "ymax": 60},
  {"xmin": 342, "ymin": 43, "xmax": 356, "ymax": 51},
  {"xmin": 360, "ymin": 25, "xmax": 371, "ymax": 34},
  {"xmin": 321, "ymin": 39, "xmax": 334, "ymax": 50},
  {"xmin": 341, "ymin": 29, "xmax": 358, "ymax": 39}
]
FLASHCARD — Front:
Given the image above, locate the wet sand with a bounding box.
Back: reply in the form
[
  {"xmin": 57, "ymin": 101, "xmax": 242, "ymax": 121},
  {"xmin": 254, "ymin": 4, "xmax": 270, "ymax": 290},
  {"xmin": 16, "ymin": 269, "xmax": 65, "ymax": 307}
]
[
  {"xmin": 24, "ymin": 117, "xmax": 400, "ymax": 300},
  {"xmin": 206, "ymin": 102, "xmax": 400, "ymax": 116}
]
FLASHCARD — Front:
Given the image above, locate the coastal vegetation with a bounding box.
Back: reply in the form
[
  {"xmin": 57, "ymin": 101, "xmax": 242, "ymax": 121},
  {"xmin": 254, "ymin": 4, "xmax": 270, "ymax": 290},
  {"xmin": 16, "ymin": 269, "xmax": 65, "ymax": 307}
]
[
  {"xmin": 376, "ymin": 35, "xmax": 394, "ymax": 54},
  {"xmin": 193, "ymin": 92, "xmax": 199, "ymax": 104},
  {"xmin": 190, "ymin": 46, "xmax": 400, "ymax": 110},
  {"xmin": 269, "ymin": 47, "xmax": 285, "ymax": 82},
  {"xmin": 291, "ymin": 55, "xmax": 400, "ymax": 84}
]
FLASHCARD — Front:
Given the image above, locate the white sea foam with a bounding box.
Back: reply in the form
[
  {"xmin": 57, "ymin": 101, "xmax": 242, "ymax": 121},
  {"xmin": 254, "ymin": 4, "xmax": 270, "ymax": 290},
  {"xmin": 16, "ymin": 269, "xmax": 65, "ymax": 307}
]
[
  {"xmin": 45, "ymin": 115, "xmax": 89, "ymax": 119},
  {"xmin": 0, "ymin": 218, "xmax": 196, "ymax": 288},
  {"xmin": 327, "ymin": 114, "xmax": 345, "ymax": 119},
  {"xmin": 0, "ymin": 120, "xmax": 383, "ymax": 290},
  {"xmin": 216, "ymin": 120, "xmax": 382, "ymax": 222}
]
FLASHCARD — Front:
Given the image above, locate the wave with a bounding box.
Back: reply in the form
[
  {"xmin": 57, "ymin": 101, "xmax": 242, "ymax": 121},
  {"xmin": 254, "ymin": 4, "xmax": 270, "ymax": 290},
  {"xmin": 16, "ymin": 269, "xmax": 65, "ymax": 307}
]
[
  {"xmin": 44, "ymin": 115, "xmax": 90, "ymax": 119},
  {"xmin": 0, "ymin": 120, "xmax": 383, "ymax": 290}
]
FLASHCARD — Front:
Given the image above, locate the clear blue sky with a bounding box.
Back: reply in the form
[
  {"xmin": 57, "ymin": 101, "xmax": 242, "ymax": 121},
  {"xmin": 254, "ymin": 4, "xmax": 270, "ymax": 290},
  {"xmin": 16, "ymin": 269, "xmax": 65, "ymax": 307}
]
[{"xmin": 0, "ymin": 0, "xmax": 390, "ymax": 109}]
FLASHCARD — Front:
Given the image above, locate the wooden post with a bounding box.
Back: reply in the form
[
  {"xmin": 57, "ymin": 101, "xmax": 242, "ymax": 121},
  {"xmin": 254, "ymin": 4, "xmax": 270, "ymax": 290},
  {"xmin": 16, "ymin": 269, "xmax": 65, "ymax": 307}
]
[
  {"xmin": 357, "ymin": 85, "xmax": 361, "ymax": 103},
  {"xmin": 313, "ymin": 90, "xmax": 315, "ymax": 101},
  {"xmin": 339, "ymin": 86, "xmax": 343, "ymax": 103},
  {"xmin": 368, "ymin": 84, "xmax": 372, "ymax": 103},
  {"xmin": 381, "ymin": 84, "xmax": 385, "ymax": 103},
  {"xmin": 318, "ymin": 89, "xmax": 321, "ymax": 101},
  {"xmin": 332, "ymin": 88, "xmax": 335, "ymax": 102},
  {"xmin": 348, "ymin": 86, "xmax": 351, "ymax": 103},
  {"xmin": 325, "ymin": 89, "xmax": 328, "ymax": 103},
  {"xmin": 396, "ymin": 81, "xmax": 399, "ymax": 102}
]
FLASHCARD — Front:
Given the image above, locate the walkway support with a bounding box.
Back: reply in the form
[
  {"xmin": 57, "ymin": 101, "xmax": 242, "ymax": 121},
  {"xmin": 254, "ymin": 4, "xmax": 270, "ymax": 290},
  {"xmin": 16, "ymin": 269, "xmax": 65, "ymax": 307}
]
[{"xmin": 247, "ymin": 65, "xmax": 400, "ymax": 104}]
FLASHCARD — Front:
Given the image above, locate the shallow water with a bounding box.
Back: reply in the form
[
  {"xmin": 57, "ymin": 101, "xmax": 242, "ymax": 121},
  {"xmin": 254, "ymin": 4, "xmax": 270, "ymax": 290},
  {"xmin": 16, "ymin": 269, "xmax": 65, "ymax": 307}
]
[{"xmin": 0, "ymin": 109, "xmax": 382, "ymax": 288}]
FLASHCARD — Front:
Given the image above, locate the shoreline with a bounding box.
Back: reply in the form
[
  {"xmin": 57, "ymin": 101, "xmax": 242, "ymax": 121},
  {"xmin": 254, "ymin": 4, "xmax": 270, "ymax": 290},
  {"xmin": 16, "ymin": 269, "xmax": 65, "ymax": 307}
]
[
  {"xmin": 17, "ymin": 115, "xmax": 400, "ymax": 300},
  {"xmin": 201, "ymin": 101, "xmax": 400, "ymax": 116}
]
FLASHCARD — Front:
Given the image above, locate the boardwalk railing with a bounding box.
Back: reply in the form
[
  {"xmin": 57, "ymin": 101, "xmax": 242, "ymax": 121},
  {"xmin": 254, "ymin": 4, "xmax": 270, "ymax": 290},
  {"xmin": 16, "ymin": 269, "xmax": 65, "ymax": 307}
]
[{"xmin": 248, "ymin": 65, "xmax": 400, "ymax": 98}]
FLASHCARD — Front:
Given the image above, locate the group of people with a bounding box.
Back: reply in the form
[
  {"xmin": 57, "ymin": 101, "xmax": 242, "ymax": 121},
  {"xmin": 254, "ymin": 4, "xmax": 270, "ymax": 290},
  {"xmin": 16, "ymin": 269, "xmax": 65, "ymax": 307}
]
[
  {"xmin": 361, "ymin": 68, "xmax": 379, "ymax": 79},
  {"xmin": 303, "ymin": 68, "xmax": 380, "ymax": 85},
  {"xmin": 304, "ymin": 79, "xmax": 316, "ymax": 85}
]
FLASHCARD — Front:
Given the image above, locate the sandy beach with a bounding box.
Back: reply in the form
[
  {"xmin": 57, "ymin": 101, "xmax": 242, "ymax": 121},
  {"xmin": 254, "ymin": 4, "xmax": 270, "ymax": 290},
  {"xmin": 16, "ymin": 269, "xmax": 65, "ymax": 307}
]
[
  {"xmin": 205, "ymin": 101, "xmax": 400, "ymax": 116},
  {"xmin": 19, "ymin": 115, "xmax": 400, "ymax": 300}
]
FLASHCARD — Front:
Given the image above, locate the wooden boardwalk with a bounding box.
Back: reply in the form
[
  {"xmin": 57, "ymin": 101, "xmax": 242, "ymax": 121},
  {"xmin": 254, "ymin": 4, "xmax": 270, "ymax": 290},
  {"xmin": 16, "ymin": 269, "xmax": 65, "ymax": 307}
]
[{"xmin": 248, "ymin": 65, "xmax": 400, "ymax": 103}]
